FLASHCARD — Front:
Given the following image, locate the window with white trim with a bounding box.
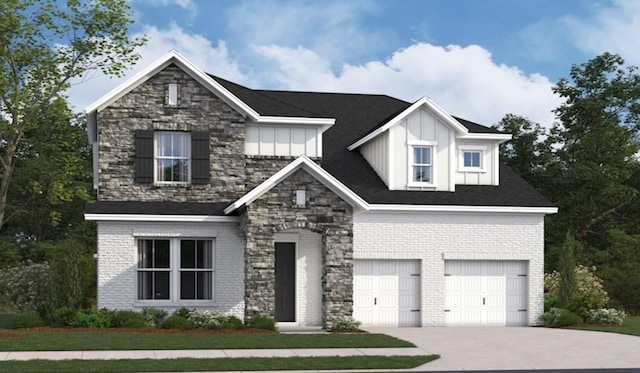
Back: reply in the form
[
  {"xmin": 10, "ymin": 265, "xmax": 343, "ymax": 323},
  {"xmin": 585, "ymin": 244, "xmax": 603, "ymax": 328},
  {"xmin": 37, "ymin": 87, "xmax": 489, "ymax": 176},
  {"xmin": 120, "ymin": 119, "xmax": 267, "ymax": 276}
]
[
  {"xmin": 155, "ymin": 132, "xmax": 191, "ymax": 183},
  {"xmin": 458, "ymin": 146, "xmax": 486, "ymax": 172},
  {"xmin": 463, "ymin": 151, "xmax": 481, "ymax": 168},
  {"xmin": 137, "ymin": 238, "xmax": 214, "ymax": 301},
  {"xmin": 411, "ymin": 146, "xmax": 433, "ymax": 183}
]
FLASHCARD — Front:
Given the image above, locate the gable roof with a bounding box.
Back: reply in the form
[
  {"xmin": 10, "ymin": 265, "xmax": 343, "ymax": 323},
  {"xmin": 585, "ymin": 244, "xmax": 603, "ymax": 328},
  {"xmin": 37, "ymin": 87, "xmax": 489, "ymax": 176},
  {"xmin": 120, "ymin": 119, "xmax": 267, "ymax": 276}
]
[{"xmin": 224, "ymin": 155, "xmax": 368, "ymax": 214}]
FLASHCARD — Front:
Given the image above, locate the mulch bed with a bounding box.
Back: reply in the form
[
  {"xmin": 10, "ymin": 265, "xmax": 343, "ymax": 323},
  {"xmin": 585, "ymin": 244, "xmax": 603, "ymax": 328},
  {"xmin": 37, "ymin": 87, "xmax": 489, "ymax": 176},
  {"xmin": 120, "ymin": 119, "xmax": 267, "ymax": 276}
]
[
  {"xmin": 17, "ymin": 326, "xmax": 276, "ymax": 334},
  {"xmin": 0, "ymin": 332, "xmax": 22, "ymax": 339}
]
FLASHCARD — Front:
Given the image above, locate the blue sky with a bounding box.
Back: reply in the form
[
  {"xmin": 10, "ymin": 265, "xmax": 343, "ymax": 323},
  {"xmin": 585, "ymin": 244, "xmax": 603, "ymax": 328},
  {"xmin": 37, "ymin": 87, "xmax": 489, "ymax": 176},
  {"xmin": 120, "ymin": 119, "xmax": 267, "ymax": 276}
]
[{"xmin": 72, "ymin": 0, "xmax": 640, "ymax": 127}]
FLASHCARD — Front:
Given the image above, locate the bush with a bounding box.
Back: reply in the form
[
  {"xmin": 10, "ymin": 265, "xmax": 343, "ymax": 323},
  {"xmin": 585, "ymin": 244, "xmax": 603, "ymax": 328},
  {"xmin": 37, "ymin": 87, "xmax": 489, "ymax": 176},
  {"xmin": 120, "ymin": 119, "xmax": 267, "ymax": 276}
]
[
  {"xmin": 587, "ymin": 308, "xmax": 627, "ymax": 325},
  {"xmin": 0, "ymin": 261, "xmax": 50, "ymax": 316},
  {"xmin": 544, "ymin": 296, "xmax": 558, "ymax": 312},
  {"xmin": 544, "ymin": 265, "xmax": 609, "ymax": 319},
  {"xmin": 246, "ymin": 315, "xmax": 275, "ymax": 330},
  {"xmin": 188, "ymin": 310, "xmax": 221, "ymax": 329},
  {"xmin": 46, "ymin": 239, "xmax": 95, "ymax": 315},
  {"xmin": 332, "ymin": 317, "xmax": 361, "ymax": 332},
  {"xmin": 142, "ymin": 307, "xmax": 168, "ymax": 327},
  {"xmin": 160, "ymin": 315, "xmax": 194, "ymax": 329},
  {"xmin": 14, "ymin": 312, "xmax": 45, "ymax": 329},
  {"xmin": 110, "ymin": 310, "xmax": 147, "ymax": 328},
  {"xmin": 219, "ymin": 315, "xmax": 244, "ymax": 330},
  {"xmin": 540, "ymin": 307, "xmax": 583, "ymax": 326},
  {"xmin": 172, "ymin": 307, "xmax": 193, "ymax": 319},
  {"xmin": 70, "ymin": 310, "xmax": 112, "ymax": 328},
  {"xmin": 50, "ymin": 306, "xmax": 78, "ymax": 327}
]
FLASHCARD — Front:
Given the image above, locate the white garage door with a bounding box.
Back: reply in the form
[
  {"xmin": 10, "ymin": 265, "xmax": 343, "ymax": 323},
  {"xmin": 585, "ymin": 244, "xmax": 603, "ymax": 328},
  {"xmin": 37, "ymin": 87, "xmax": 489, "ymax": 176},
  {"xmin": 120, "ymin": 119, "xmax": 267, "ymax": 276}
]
[
  {"xmin": 353, "ymin": 260, "xmax": 421, "ymax": 326},
  {"xmin": 445, "ymin": 260, "xmax": 528, "ymax": 326}
]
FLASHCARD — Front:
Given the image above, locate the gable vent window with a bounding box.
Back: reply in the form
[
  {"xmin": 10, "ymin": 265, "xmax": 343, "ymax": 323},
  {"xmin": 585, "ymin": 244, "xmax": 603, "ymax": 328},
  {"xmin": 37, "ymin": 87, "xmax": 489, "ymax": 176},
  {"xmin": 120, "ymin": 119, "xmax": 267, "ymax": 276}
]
[
  {"xmin": 167, "ymin": 83, "xmax": 179, "ymax": 106},
  {"xmin": 135, "ymin": 130, "xmax": 210, "ymax": 185},
  {"xmin": 412, "ymin": 146, "xmax": 432, "ymax": 183}
]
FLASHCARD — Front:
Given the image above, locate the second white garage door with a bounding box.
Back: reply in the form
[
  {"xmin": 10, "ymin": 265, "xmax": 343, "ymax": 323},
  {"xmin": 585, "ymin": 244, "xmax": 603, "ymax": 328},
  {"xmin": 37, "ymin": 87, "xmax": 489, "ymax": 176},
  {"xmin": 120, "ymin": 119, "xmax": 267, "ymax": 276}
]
[
  {"xmin": 353, "ymin": 260, "xmax": 421, "ymax": 326},
  {"xmin": 444, "ymin": 260, "xmax": 528, "ymax": 326}
]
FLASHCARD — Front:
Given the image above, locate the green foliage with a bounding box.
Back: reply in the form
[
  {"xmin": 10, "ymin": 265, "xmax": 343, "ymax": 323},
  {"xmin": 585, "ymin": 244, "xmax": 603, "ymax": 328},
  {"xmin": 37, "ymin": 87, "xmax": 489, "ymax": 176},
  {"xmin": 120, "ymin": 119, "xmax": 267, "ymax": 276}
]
[
  {"xmin": 556, "ymin": 233, "xmax": 579, "ymax": 308},
  {"xmin": 46, "ymin": 239, "xmax": 95, "ymax": 315},
  {"xmin": 141, "ymin": 307, "xmax": 168, "ymax": 327},
  {"xmin": 0, "ymin": 239, "xmax": 19, "ymax": 268},
  {"xmin": 540, "ymin": 307, "xmax": 583, "ymax": 326},
  {"xmin": 544, "ymin": 296, "xmax": 558, "ymax": 312},
  {"xmin": 110, "ymin": 310, "xmax": 147, "ymax": 328},
  {"xmin": 50, "ymin": 306, "xmax": 79, "ymax": 327},
  {"xmin": 14, "ymin": 312, "xmax": 45, "ymax": 329},
  {"xmin": 172, "ymin": 307, "xmax": 193, "ymax": 319},
  {"xmin": 219, "ymin": 315, "xmax": 244, "ymax": 330},
  {"xmin": 587, "ymin": 308, "xmax": 627, "ymax": 325},
  {"xmin": 332, "ymin": 317, "xmax": 362, "ymax": 332},
  {"xmin": 160, "ymin": 315, "xmax": 194, "ymax": 330},
  {"xmin": 186, "ymin": 310, "xmax": 245, "ymax": 330},
  {"xmin": 545, "ymin": 265, "xmax": 609, "ymax": 319},
  {"xmin": 70, "ymin": 310, "xmax": 112, "ymax": 328},
  {"xmin": 246, "ymin": 315, "xmax": 276, "ymax": 330},
  {"xmin": 0, "ymin": 261, "xmax": 50, "ymax": 316}
]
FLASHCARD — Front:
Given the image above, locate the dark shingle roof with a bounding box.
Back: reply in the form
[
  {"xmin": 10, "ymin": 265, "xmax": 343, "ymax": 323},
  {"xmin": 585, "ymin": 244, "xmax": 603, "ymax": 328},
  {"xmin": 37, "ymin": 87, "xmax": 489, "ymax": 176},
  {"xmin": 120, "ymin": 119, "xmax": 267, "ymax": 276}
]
[{"xmin": 85, "ymin": 201, "xmax": 233, "ymax": 215}]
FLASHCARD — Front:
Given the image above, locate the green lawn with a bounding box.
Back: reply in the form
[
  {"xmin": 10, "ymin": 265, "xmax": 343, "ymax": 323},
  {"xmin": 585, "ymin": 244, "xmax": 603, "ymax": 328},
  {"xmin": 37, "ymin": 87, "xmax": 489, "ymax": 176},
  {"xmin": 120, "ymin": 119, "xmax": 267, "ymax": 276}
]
[
  {"xmin": 0, "ymin": 355, "xmax": 438, "ymax": 373},
  {"xmin": 570, "ymin": 315, "xmax": 640, "ymax": 337},
  {"xmin": 0, "ymin": 329, "xmax": 414, "ymax": 351}
]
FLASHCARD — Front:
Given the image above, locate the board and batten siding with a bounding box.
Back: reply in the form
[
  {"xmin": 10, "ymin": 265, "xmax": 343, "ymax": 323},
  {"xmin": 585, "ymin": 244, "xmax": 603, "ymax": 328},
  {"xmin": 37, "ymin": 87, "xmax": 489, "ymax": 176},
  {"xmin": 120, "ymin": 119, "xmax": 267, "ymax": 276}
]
[
  {"xmin": 389, "ymin": 107, "xmax": 454, "ymax": 191},
  {"xmin": 352, "ymin": 211, "xmax": 545, "ymax": 326},
  {"xmin": 360, "ymin": 132, "xmax": 389, "ymax": 186},
  {"xmin": 245, "ymin": 125, "xmax": 321, "ymax": 157},
  {"xmin": 454, "ymin": 140, "xmax": 499, "ymax": 186}
]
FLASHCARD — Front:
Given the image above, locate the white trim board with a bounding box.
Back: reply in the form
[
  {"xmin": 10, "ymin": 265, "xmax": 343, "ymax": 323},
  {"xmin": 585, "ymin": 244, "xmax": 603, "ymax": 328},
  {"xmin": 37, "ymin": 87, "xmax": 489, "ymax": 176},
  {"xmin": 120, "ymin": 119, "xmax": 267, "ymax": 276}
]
[{"xmin": 84, "ymin": 214, "xmax": 239, "ymax": 223}]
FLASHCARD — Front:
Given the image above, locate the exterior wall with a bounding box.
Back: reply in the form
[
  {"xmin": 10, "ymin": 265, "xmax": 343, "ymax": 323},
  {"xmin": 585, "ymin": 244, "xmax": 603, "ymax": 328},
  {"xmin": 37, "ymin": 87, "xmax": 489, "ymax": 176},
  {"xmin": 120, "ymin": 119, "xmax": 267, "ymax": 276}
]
[
  {"xmin": 245, "ymin": 125, "xmax": 322, "ymax": 157},
  {"xmin": 360, "ymin": 132, "xmax": 389, "ymax": 187},
  {"xmin": 454, "ymin": 140, "xmax": 499, "ymax": 186},
  {"xmin": 353, "ymin": 211, "xmax": 545, "ymax": 326},
  {"xmin": 239, "ymin": 168, "xmax": 353, "ymax": 328},
  {"xmin": 389, "ymin": 108, "xmax": 454, "ymax": 191},
  {"xmin": 275, "ymin": 229, "xmax": 323, "ymax": 326},
  {"xmin": 96, "ymin": 221, "xmax": 245, "ymax": 317},
  {"xmin": 97, "ymin": 63, "xmax": 247, "ymax": 202}
]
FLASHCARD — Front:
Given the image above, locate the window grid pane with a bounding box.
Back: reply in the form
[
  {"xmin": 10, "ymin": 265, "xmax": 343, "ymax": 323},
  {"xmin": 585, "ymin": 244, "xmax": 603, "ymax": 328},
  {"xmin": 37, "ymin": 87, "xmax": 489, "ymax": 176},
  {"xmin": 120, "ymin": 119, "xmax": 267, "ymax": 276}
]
[
  {"xmin": 412, "ymin": 146, "xmax": 432, "ymax": 183},
  {"xmin": 463, "ymin": 151, "xmax": 481, "ymax": 168},
  {"xmin": 155, "ymin": 132, "xmax": 190, "ymax": 183},
  {"xmin": 137, "ymin": 239, "xmax": 171, "ymax": 300},
  {"xmin": 180, "ymin": 239, "xmax": 213, "ymax": 300}
]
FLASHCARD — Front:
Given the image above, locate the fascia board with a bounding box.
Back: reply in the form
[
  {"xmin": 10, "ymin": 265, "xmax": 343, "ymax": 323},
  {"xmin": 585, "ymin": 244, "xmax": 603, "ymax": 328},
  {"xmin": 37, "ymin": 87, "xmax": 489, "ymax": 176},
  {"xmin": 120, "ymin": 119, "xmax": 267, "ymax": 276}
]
[
  {"xmin": 84, "ymin": 214, "xmax": 239, "ymax": 223},
  {"xmin": 368, "ymin": 204, "xmax": 558, "ymax": 214},
  {"xmin": 255, "ymin": 116, "xmax": 336, "ymax": 126},
  {"xmin": 348, "ymin": 96, "xmax": 469, "ymax": 151},
  {"xmin": 224, "ymin": 155, "xmax": 368, "ymax": 214},
  {"xmin": 458, "ymin": 133, "xmax": 513, "ymax": 143}
]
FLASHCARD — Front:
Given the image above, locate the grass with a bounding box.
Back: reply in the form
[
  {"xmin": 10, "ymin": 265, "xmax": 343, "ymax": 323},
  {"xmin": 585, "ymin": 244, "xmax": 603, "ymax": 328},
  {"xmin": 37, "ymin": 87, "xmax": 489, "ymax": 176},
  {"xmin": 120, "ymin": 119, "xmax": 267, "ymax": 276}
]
[
  {"xmin": 0, "ymin": 355, "xmax": 439, "ymax": 372},
  {"xmin": 0, "ymin": 328, "xmax": 414, "ymax": 351},
  {"xmin": 570, "ymin": 315, "xmax": 640, "ymax": 337}
]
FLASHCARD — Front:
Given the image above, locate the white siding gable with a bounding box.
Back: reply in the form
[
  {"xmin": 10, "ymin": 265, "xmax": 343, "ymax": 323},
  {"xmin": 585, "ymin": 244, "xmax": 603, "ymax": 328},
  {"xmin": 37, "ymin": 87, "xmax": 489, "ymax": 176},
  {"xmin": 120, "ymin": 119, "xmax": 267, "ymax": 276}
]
[
  {"xmin": 455, "ymin": 140, "xmax": 500, "ymax": 186},
  {"xmin": 246, "ymin": 125, "xmax": 321, "ymax": 157}
]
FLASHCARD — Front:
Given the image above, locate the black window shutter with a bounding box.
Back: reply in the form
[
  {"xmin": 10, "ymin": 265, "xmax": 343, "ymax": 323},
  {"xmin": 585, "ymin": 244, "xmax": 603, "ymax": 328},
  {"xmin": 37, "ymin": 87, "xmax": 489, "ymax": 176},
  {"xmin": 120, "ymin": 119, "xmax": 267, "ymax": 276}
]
[
  {"xmin": 135, "ymin": 130, "xmax": 154, "ymax": 184},
  {"xmin": 191, "ymin": 131, "xmax": 210, "ymax": 185}
]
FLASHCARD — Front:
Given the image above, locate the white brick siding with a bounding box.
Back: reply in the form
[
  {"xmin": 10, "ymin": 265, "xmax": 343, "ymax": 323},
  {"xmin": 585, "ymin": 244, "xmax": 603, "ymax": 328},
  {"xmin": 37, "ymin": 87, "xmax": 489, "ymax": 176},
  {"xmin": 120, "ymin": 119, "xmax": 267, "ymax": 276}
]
[
  {"xmin": 275, "ymin": 229, "xmax": 323, "ymax": 326},
  {"xmin": 353, "ymin": 211, "xmax": 545, "ymax": 326},
  {"xmin": 97, "ymin": 221, "xmax": 245, "ymax": 318}
]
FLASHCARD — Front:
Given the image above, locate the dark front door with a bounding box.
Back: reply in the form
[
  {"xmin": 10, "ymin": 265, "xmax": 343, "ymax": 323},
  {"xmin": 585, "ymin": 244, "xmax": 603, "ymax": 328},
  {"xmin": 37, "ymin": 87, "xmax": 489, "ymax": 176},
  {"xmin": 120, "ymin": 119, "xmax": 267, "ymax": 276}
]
[{"xmin": 275, "ymin": 242, "xmax": 296, "ymax": 322}]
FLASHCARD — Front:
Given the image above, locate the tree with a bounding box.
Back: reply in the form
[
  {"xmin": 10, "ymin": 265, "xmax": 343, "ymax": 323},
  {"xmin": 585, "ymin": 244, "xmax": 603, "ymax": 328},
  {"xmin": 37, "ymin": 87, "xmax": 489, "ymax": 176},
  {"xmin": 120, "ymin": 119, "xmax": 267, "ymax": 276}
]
[{"xmin": 0, "ymin": 0, "xmax": 146, "ymax": 232}]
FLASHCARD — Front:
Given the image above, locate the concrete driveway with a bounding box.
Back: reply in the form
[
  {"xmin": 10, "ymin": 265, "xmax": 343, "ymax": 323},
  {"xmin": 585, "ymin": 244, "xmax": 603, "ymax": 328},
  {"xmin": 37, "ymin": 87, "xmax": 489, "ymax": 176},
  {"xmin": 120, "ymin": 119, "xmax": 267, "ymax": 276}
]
[{"xmin": 364, "ymin": 326, "xmax": 640, "ymax": 371}]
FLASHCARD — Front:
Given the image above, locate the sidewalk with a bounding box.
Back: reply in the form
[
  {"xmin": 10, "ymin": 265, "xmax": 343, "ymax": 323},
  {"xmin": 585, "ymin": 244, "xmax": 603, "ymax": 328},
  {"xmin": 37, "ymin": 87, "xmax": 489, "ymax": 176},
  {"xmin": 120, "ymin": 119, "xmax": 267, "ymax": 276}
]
[{"xmin": 0, "ymin": 347, "xmax": 428, "ymax": 361}]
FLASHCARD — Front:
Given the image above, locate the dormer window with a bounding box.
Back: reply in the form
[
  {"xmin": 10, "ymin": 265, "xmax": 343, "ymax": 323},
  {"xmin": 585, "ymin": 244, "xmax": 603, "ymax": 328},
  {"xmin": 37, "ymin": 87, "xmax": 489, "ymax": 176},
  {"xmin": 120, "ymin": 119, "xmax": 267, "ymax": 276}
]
[
  {"xmin": 458, "ymin": 145, "xmax": 486, "ymax": 172},
  {"xmin": 411, "ymin": 146, "xmax": 433, "ymax": 184}
]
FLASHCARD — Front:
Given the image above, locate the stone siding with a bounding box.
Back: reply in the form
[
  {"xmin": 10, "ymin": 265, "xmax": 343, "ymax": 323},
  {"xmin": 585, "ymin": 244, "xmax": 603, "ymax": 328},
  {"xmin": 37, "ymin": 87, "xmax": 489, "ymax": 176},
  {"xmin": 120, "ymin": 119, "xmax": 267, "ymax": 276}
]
[
  {"xmin": 240, "ymin": 168, "xmax": 353, "ymax": 328},
  {"xmin": 97, "ymin": 63, "xmax": 246, "ymax": 202},
  {"xmin": 244, "ymin": 156, "xmax": 321, "ymax": 191}
]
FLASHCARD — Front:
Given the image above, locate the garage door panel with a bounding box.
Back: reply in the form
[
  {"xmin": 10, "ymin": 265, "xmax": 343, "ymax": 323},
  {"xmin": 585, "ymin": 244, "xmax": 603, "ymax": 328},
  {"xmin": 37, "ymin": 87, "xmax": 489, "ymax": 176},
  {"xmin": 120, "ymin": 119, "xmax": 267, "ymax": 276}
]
[
  {"xmin": 444, "ymin": 260, "xmax": 528, "ymax": 326},
  {"xmin": 353, "ymin": 260, "xmax": 421, "ymax": 327}
]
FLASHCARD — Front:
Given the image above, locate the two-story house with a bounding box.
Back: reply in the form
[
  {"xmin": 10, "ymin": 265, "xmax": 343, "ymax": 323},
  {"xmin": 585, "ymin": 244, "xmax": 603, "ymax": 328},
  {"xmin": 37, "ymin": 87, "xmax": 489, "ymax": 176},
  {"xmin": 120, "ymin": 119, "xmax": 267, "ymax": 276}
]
[{"xmin": 84, "ymin": 51, "xmax": 556, "ymax": 328}]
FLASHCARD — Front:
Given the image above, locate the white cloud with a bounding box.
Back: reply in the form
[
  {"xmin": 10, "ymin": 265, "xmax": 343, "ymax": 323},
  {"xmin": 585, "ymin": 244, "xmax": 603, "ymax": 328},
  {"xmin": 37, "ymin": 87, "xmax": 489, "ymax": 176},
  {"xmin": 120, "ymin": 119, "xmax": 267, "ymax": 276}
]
[
  {"xmin": 136, "ymin": 0, "xmax": 195, "ymax": 11},
  {"xmin": 564, "ymin": 0, "xmax": 640, "ymax": 65},
  {"xmin": 254, "ymin": 43, "xmax": 562, "ymax": 126},
  {"xmin": 66, "ymin": 23, "xmax": 248, "ymax": 112}
]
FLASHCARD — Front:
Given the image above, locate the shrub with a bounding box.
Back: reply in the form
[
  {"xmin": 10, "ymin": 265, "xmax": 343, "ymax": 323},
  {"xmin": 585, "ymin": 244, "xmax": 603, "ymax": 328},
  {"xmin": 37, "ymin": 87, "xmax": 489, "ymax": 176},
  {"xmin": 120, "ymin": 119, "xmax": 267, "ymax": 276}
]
[
  {"xmin": 50, "ymin": 306, "xmax": 78, "ymax": 327},
  {"xmin": 172, "ymin": 307, "xmax": 193, "ymax": 319},
  {"xmin": 160, "ymin": 315, "xmax": 194, "ymax": 329},
  {"xmin": 219, "ymin": 315, "xmax": 244, "ymax": 330},
  {"xmin": 544, "ymin": 296, "xmax": 558, "ymax": 312},
  {"xmin": 246, "ymin": 315, "xmax": 275, "ymax": 330},
  {"xmin": 110, "ymin": 310, "xmax": 147, "ymax": 328},
  {"xmin": 14, "ymin": 312, "xmax": 45, "ymax": 329},
  {"xmin": 46, "ymin": 239, "xmax": 95, "ymax": 315},
  {"xmin": 70, "ymin": 310, "xmax": 112, "ymax": 328},
  {"xmin": 544, "ymin": 265, "xmax": 609, "ymax": 319},
  {"xmin": 332, "ymin": 317, "xmax": 361, "ymax": 332},
  {"xmin": 540, "ymin": 307, "xmax": 583, "ymax": 326},
  {"xmin": 142, "ymin": 307, "xmax": 168, "ymax": 327},
  {"xmin": 0, "ymin": 261, "xmax": 50, "ymax": 316},
  {"xmin": 188, "ymin": 310, "xmax": 221, "ymax": 329},
  {"xmin": 587, "ymin": 308, "xmax": 627, "ymax": 325}
]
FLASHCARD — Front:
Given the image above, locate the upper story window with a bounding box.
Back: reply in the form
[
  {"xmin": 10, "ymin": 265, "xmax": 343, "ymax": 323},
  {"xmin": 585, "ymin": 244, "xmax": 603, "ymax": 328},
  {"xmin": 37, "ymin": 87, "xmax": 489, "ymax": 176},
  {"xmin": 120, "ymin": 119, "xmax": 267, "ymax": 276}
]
[
  {"xmin": 458, "ymin": 145, "xmax": 486, "ymax": 172},
  {"xmin": 411, "ymin": 146, "xmax": 433, "ymax": 183},
  {"xmin": 155, "ymin": 132, "xmax": 191, "ymax": 183},
  {"xmin": 167, "ymin": 83, "xmax": 179, "ymax": 106}
]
